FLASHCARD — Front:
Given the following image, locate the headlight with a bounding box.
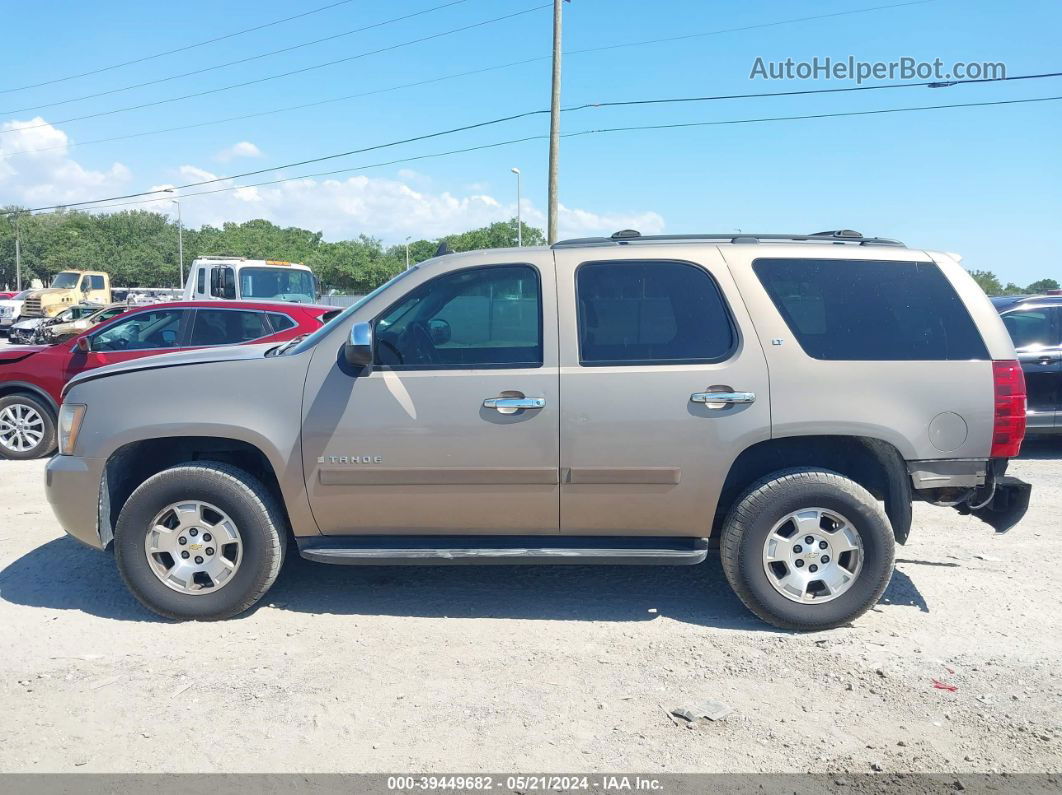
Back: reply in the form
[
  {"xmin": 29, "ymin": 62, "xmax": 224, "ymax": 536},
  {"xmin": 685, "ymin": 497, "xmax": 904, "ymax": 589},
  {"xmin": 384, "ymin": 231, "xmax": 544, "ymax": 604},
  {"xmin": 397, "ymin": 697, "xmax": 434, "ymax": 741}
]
[{"xmin": 58, "ymin": 403, "xmax": 87, "ymax": 456}]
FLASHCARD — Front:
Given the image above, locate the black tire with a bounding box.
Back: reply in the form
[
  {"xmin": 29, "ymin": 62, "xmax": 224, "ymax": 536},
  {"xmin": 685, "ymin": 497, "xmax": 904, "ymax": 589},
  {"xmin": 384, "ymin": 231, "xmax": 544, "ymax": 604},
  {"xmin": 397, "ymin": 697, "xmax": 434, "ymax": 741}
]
[
  {"xmin": 0, "ymin": 393, "xmax": 57, "ymax": 460},
  {"xmin": 720, "ymin": 467, "xmax": 895, "ymax": 631},
  {"xmin": 114, "ymin": 462, "xmax": 286, "ymax": 621}
]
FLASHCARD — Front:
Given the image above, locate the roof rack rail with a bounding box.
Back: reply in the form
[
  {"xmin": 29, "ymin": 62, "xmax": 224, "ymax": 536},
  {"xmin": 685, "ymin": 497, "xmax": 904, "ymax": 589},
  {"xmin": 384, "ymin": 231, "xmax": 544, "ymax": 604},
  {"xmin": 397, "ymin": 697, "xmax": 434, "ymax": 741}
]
[{"xmin": 552, "ymin": 230, "xmax": 905, "ymax": 248}]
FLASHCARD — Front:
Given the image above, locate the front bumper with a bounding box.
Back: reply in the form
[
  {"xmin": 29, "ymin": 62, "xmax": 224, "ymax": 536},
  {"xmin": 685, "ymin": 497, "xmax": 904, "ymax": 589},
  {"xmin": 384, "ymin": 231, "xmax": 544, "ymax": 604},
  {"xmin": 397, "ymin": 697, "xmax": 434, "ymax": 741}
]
[{"xmin": 45, "ymin": 455, "xmax": 108, "ymax": 550}]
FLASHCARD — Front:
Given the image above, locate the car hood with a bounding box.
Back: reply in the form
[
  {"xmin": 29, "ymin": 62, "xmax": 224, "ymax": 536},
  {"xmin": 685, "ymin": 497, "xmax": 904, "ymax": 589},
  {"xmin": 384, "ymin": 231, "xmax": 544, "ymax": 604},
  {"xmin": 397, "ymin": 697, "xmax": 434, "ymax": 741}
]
[
  {"xmin": 0, "ymin": 299, "xmax": 23, "ymax": 308},
  {"xmin": 0, "ymin": 344, "xmax": 46, "ymax": 364},
  {"xmin": 65, "ymin": 342, "xmax": 279, "ymax": 395}
]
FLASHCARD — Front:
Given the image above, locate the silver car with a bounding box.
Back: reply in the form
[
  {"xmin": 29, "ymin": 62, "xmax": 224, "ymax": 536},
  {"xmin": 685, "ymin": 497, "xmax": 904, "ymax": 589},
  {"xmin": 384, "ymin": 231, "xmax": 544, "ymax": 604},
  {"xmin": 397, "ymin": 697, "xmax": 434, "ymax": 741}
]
[{"xmin": 45, "ymin": 230, "xmax": 1032, "ymax": 628}]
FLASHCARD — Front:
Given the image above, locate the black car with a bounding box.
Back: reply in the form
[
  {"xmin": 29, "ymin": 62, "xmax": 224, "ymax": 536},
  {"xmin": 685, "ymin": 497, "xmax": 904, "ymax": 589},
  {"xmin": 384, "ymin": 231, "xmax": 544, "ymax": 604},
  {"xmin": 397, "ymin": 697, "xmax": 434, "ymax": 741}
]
[{"xmin": 993, "ymin": 295, "xmax": 1062, "ymax": 434}]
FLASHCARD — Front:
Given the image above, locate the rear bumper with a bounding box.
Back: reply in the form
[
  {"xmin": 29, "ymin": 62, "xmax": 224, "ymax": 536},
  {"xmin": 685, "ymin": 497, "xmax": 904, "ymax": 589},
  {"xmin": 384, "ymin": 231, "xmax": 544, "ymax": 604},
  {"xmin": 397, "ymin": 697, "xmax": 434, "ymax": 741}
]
[{"xmin": 45, "ymin": 455, "xmax": 107, "ymax": 550}]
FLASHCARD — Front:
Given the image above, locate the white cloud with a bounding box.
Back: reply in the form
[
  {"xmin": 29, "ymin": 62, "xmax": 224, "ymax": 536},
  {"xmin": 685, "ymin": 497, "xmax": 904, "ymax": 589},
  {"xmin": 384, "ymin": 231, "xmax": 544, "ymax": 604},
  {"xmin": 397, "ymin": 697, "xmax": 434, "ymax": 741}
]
[
  {"xmin": 0, "ymin": 117, "xmax": 131, "ymax": 207},
  {"xmin": 0, "ymin": 117, "xmax": 664, "ymax": 243},
  {"xmin": 170, "ymin": 172, "xmax": 664, "ymax": 243},
  {"xmin": 215, "ymin": 141, "xmax": 262, "ymax": 162}
]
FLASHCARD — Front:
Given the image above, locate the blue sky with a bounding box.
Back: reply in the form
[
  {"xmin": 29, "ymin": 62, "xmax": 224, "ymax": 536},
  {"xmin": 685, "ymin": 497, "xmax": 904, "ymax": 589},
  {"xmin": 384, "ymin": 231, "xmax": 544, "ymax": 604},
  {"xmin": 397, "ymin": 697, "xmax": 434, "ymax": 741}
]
[{"xmin": 1, "ymin": 0, "xmax": 1059, "ymax": 283}]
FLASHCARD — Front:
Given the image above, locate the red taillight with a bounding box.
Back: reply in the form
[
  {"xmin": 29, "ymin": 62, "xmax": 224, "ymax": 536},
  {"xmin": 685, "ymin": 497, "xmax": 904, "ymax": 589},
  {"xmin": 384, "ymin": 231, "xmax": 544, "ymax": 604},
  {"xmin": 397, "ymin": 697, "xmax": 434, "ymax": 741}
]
[{"xmin": 991, "ymin": 360, "xmax": 1026, "ymax": 458}]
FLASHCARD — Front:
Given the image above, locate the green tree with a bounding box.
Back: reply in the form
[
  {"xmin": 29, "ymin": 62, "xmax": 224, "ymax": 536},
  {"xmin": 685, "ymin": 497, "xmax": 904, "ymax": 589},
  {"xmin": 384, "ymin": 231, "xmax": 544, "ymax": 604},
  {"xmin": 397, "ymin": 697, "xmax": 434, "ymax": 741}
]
[
  {"xmin": 967, "ymin": 269, "xmax": 1003, "ymax": 296},
  {"xmin": 1025, "ymin": 278, "xmax": 1060, "ymax": 293}
]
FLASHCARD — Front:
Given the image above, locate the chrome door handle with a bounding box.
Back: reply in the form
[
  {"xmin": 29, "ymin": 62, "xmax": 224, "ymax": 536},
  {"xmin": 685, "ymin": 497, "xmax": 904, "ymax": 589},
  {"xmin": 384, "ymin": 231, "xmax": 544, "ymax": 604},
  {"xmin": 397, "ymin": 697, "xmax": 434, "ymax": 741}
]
[
  {"xmin": 483, "ymin": 397, "xmax": 546, "ymax": 414},
  {"xmin": 690, "ymin": 391, "xmax": 756, "ymax": 407}
]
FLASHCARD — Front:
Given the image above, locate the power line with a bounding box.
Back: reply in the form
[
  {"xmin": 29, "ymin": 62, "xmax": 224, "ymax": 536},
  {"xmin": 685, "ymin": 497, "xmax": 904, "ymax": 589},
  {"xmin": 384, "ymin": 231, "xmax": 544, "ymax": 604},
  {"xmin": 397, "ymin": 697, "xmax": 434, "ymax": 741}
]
[
  {"xmin": 0, "ymin": 3, "xmax": 551, "ymax": 136},
  {"xmin": 1, "ymin": 0, "xmax": 471, "ymax": 116},
  {"xmin": 0, "ymin": 0, "xmax": 933, "ymax": 139},
  {"xmin": 0, "ymin": 0, "xmax": 360, "ymax": 96},
  {"xmin": 6, "ymin": 70, "xmax": 1060, "ymax": 202},
  {"xmin": 10, "ymin": 93, "xmax": 1060, "ymax": 217}
]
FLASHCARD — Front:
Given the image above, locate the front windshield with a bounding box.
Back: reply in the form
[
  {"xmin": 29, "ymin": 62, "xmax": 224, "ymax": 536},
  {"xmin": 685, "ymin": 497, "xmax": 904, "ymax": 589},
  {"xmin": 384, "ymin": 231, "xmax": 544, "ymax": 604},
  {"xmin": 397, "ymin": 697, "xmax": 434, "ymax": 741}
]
[
  {"xmin": 240, "ymin": 267, "xmax": 315, "ymax": 303},
  {"xmin": 286, "ymin": 267, "xmax": 419, "ymax": 356},
  {"xmin": 50, "ymin": 272, "xmax": 81, "ymax": 289}
]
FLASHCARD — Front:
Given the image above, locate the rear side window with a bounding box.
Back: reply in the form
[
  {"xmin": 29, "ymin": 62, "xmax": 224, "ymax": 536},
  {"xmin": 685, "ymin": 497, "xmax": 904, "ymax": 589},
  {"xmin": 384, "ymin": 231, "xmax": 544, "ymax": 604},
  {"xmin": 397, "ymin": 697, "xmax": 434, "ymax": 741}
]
[
  {"xmin": 268, "ymin": 312, "xmax": 297, "ymax": 332},
  {"xmin": 1002, "ymin": 308, "xmax": 1060, "ymax": 349},
  {"xmin": 189, "ymin": 309, "xmax": 271, "ymax": 346},
  {"xmin": 753, "ymin": 258, "xmax": 988, "ymax": 361},
  {"xmin": 87, "ymin": 275, "xmax": 106, "ymax": 290},
  {"xmin": 576, "ymin": 260, "xmax": 735, "ymax": 365}
]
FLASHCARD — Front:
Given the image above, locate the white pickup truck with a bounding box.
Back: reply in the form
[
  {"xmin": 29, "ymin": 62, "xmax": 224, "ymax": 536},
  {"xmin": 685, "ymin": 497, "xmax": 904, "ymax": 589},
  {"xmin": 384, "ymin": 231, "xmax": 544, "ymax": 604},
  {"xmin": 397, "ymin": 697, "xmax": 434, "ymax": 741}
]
[{"xmin": 183, "ymin": 257, "xmax": 318, "ymax": 304}]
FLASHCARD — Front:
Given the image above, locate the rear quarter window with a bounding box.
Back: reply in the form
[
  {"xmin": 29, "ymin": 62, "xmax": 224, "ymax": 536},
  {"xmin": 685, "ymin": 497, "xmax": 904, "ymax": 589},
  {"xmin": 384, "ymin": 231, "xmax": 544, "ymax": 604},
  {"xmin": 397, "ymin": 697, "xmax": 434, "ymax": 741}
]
[{"xmin": 753, "ymin": 258, "xmax": 989, "ymax": 361}]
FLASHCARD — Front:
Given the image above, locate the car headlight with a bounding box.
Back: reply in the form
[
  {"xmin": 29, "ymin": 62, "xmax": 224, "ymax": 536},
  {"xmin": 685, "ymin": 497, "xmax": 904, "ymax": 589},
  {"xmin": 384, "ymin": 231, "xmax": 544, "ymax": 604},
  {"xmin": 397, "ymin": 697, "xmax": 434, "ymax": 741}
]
[{"xmin": 58, "ymin": 403, "xmax": 87, "ymax": 456}]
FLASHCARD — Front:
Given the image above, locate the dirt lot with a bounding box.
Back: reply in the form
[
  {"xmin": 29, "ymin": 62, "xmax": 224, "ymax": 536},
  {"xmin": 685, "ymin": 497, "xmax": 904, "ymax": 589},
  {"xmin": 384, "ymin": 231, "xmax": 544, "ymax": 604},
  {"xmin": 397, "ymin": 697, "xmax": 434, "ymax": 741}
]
[{"xmin": 0, "ymin": 440, "xmax": 1060, "ymax": 775}]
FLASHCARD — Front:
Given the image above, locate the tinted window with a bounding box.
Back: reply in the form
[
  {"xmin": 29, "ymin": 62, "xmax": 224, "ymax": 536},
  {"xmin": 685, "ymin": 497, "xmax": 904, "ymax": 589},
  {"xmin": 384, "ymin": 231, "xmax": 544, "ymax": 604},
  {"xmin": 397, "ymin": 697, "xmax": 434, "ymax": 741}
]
[
  {"xmin": 87, "ymin": 275, "xmax": 106, "ymax": 290},
  {"xmin": 94, "ymin": 309, "xmax": 184, "ymax": 351},
  {"xmin": 197, "ymin": 268, "xmax": 205, "ymax": 295},
  {"xmin": 1002, "ymin": 308, "xmax": 1060, "ymax": 349},
  {"xmin": 375, "ymin": 265, "xmax": 541, "ymax": 369},
  {"xmin": 753, "ymin": 258, "xmax": 988, "ymax": 361},
  {"xmin": 576, "ymin": 261, "xmax": 734, "ymax": 365},
  {"xmin": 189, "ymin": 309, "xmax": 271, "ymax": 346},
  {"xmin": 268, "ymin": 312, "xmax": 297, "ymax": 332}
]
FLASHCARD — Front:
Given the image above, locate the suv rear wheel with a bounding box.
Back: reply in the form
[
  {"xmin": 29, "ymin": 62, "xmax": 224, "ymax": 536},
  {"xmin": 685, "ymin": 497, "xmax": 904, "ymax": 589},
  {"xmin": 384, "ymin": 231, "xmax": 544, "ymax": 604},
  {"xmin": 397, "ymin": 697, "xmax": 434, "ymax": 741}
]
[
  {"xmin": 720, "ymin": 468, "xmax": 895, "ymax": 631},
  {"xmin": 114, "ymin": 462, "xmax": 285, "ymax": 620},
  {"xmin": 0, "ymin": 393, "xmax": 56, "ymax": 460}
]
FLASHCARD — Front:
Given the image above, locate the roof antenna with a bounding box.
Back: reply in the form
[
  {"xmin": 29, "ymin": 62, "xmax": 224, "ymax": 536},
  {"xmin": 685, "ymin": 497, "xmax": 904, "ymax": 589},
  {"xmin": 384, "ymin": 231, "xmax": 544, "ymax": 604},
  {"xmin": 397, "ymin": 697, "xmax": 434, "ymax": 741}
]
[{"xmin": 435, "ymin": 240, "xmax": 453, "ymax": 257}]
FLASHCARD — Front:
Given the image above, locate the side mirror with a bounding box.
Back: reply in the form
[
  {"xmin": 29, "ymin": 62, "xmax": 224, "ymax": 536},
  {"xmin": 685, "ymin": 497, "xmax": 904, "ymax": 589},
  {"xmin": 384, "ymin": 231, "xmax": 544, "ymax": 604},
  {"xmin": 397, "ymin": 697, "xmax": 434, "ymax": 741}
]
[
  {"xmin": 344, "ymin": 322, "xmax": 373, "ymax": 369},
  {"xmin": 76, "ymin": 336, "xmax": 93, "ymax": 353}
]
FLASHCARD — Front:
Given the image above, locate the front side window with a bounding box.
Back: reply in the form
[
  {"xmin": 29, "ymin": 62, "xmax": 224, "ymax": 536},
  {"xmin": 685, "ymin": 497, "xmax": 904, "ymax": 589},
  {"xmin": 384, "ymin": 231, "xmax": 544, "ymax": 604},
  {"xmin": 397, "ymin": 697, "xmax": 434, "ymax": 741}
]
[
  {"xmin": 1002, "ymin": 308, "xmax": 1060, "ymax": 350},
  {"xmin": 239, "ymin": 268, "xmax": 315, "ymax": 303},
  {"xmin": 753, "ymin": 258, "xmax": 989, "ymax": 361},
  {"xmin": 576, "ymin": 260, "xmax": 735, "ymax": 365},
  {"xmin": 93, "ymin": 309, "xmax": 185, "ymax": 351},
  {"xmin": 375, "ymin": 265, "xmax": 542, "ymax": 369},
  {"xmin": 189, "ymin": 309, "xmax": 271, "ymax": 346}
]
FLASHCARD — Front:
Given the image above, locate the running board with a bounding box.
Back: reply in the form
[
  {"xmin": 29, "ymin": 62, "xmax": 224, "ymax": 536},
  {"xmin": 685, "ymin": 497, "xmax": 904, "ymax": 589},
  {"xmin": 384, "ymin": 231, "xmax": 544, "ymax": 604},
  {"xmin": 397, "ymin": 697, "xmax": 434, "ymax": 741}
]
[{"xmin": 297, "ymin": 535, "xmax": 708, "ymax": 566}]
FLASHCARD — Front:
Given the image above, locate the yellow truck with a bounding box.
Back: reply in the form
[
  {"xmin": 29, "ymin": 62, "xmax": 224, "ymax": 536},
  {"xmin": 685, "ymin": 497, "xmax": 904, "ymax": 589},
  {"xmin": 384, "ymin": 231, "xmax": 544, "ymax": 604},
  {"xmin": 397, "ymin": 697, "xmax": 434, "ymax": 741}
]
[{"xmin": 21, "ymin": 270, "xmax": 111, "ymax": 318}]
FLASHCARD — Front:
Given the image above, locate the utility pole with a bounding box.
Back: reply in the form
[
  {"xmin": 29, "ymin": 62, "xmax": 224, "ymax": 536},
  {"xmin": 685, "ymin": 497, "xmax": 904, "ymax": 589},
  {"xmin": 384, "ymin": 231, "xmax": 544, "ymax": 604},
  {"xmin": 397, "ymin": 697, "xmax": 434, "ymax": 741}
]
[
  {"xmin": 546, "ymin": 0, "xmax": 563, "ymax": 244},
  {"xmin": 172, "ymin": 200, "xmax": 184, "ymax": 288},
  {"xmin": 405, "ymin": 236, "xmax": 411, "ymax": 270}
]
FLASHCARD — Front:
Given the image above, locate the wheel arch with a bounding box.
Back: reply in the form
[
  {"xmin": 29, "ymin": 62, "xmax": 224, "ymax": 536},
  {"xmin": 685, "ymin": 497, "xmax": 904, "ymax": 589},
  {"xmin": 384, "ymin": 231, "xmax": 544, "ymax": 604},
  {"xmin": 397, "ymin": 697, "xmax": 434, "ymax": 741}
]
[
  {"xmin": 714, "ymin": 435, "xmax": 913, "ymax": 544},
  {"xmin": 100, "ymin": 436, "xmax": 291, "ymax": 548},
  {"xmin": 0, "ymin": 382, "xmax": 59, "ymax": 416}
]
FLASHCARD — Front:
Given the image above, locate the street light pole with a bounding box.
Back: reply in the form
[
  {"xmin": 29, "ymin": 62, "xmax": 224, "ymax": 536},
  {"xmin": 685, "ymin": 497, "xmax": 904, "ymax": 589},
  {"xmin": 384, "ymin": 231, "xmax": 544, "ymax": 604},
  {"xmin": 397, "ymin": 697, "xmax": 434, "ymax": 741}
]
[
  {"xmin": 511, "ymin": 167, "xmax": 522, "ymax": 247},
  {"xmin": 405, "ymin": 236, "xmax": 411, "ymax": 270},
  {"xmin": 171, "ymin": 199, "xmax": 183, "ymax": 288},
  {"xmin": 546, "ymin": 0, "xmax": 563, "ymax": 245},
  {"xmin": 13, "ymin": 215, "xmax": 21, "ymax": 292}
]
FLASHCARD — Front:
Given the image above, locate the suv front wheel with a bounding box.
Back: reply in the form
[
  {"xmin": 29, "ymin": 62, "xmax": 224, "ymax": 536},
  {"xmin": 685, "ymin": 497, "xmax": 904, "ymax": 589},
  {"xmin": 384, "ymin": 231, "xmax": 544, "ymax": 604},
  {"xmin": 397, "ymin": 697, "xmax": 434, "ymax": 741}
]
[
  {"xmin": 720, "ymin": 468, "xmax": 895, "ymax": 631},
  {"xmin": 115, "ymin": 462, "xmax": 286, "ymax": 620}
]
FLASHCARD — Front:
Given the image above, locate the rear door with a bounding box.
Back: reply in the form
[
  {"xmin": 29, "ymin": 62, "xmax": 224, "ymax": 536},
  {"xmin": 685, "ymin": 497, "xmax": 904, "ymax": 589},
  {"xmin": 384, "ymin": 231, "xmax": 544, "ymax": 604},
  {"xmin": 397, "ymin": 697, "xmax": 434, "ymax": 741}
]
[
  {"xmin": 1001, "ymin": 306, "xmax": 1062, "ymax": 430},
  {"xmin": 554, "ymin": 247, "xmax": 771, "ymax": 536}
]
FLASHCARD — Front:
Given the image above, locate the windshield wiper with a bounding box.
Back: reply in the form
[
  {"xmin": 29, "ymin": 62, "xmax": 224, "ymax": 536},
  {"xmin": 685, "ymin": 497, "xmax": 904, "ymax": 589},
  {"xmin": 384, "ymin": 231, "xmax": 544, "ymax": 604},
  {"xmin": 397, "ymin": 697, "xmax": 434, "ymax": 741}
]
[{"xmin": 267, "ymin": 333, "xmax": 308, "ymax": 357}]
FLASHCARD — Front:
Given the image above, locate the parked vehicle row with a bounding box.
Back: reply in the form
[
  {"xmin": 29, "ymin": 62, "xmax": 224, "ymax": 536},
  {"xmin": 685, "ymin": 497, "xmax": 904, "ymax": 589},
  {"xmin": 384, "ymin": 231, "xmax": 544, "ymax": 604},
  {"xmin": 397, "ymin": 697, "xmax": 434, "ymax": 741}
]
[
  {"xmin": 42, "ymin": 230, "xmax": 1031, "ymax": 628},
  {"xmin": 0, "ymin": 300, "xmax": 338, "ymax": 460}
]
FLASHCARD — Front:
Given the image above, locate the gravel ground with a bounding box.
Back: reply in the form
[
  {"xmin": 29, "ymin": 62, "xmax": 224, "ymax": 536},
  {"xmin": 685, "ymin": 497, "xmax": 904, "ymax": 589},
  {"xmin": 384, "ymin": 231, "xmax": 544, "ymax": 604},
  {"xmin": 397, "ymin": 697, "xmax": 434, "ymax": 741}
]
[{"xmin": 0, "ymin": 442, "xmax": 1060, "ymax": 776}]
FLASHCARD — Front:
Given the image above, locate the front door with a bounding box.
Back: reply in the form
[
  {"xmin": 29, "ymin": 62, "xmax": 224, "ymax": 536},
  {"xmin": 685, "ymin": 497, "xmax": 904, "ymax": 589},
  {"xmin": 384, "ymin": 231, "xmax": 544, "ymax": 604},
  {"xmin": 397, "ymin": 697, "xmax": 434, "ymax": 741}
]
[
  {"xmin": 554, "ymin": 248, "xmax": 771, "ymax": 536},
  {"xmin": 1001, "ymin": 306, "xmax": 1062, "ymax": 430},
  {"xmin": 302, "ymin": 261, "xmax": 560, "ymax": 535}
]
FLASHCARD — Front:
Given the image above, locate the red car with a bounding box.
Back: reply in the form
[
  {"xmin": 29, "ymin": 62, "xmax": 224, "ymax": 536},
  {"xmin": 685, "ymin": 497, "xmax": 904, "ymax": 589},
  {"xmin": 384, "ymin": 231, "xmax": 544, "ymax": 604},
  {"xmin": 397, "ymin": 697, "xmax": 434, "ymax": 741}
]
[
  {"xmin": 0, "ymin": 292, "xmax": 16, "ymax": 300},
  {"xmin": 0, "ymin": 300, "xmax": 338, "ymax": 460}
]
